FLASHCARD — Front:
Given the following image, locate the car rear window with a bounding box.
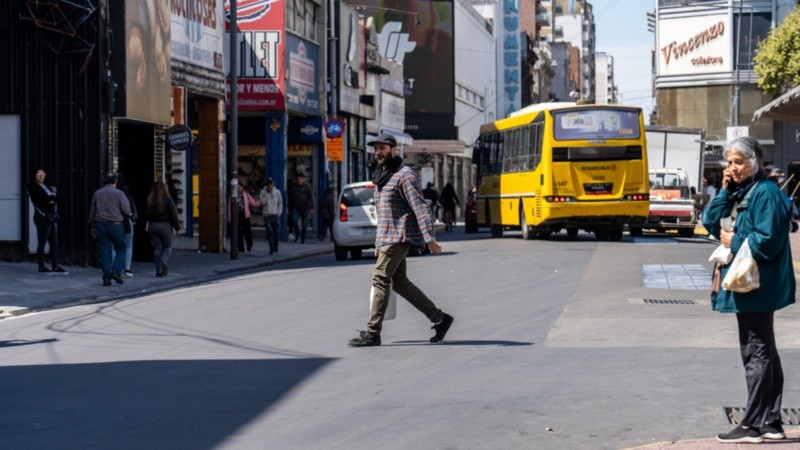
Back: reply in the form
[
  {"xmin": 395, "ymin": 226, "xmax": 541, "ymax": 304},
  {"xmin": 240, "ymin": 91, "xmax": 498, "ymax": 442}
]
[{"xmin": 341, "ymin": 185, "xmax": 375, "ymax": 207}]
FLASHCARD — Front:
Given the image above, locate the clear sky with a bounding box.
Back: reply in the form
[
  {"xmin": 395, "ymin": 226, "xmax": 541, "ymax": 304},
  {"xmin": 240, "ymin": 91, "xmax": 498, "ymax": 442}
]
[{"xmin": 592, "ymin": 0, "xmax": 654, "ymax": 120}]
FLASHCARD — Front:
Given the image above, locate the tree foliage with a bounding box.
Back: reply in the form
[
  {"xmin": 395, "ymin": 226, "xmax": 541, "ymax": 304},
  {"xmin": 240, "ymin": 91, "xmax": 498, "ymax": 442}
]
[{"xmin": 754, "ymin": 6, "xmax": 800, "ymax": 95}]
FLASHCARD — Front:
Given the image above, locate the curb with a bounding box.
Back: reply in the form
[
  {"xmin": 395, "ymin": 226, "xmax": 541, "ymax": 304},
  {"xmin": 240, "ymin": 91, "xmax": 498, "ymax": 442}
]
[{"xmin": 1, "ymin": 247, "xmax": 333, "ymax": 319}]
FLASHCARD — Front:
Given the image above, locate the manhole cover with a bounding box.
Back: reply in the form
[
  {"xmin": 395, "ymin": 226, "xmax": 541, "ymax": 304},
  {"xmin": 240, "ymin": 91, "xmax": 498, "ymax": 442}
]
[
  {"xmin": 723, "ymin": 406, "xmax": 800, "ymax": 425},
  {"xmin": 642, "ymin": 299, "xmax": 697, "ymax": 305}
]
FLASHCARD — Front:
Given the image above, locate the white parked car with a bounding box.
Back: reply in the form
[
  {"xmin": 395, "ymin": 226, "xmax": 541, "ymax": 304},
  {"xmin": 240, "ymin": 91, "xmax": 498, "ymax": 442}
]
[{"xmin": 333, "ymin": 181, "xmax": 377, "ymax": 261}]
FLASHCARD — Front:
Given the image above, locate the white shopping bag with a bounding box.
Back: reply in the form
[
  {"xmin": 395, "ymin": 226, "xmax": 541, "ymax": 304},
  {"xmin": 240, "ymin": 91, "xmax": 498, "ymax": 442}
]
[{"xmin": 370, "ymin": 286, "xmax": 397, "ymax": 320}]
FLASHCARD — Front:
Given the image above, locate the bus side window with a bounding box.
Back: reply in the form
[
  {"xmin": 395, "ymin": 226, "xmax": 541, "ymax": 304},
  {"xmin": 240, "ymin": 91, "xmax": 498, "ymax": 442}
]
[
  {"xmin": 519, "ymin": 126, "xmax": 530, "ymax": 171},
  {"xmin": 493, "ymin": 133, "xmax": 504, "ymax": 174},
  {"xmin": 528, "ymin": 124, "xmax": 540, "ymax": 170}
]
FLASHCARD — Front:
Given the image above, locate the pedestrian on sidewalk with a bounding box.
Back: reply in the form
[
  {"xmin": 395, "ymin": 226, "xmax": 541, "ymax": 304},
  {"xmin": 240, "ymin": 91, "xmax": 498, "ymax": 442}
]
[
  {"xmin": 111, "ymin": 174, "xmax": 137, "ymax": 277},
  {"xmin": 259, "ymin": 177, "xmax": 283, "ymax": 255},
  {"xmin": 318, "ymin": 186, "xmax": 334, "ymax": 241},
  {"xmin": 89, "ymin": 173, "xmax": 132, "ymax": 286},
  {"xmin": 27, "ymin": 168, "xmax": 67, "ymax": 274},
  {"xmin": 423, "ymin": 182, "xmax": 440, "ymax": 222},
  {"xmin": 287, "ymin": 172, "xmax": 314, "ymax": 243},
  {"xmin": 440, "ymin": 182, "xmax": 459, "ymax": 232},
  {"xmin": 703, "ymin": 136, "xmax": 795, "ymax": 444},
  {"xmin": 348, "ymin": 133, "xmax": 453, "ymax": 347},
  {"xmin": 228, "ymin": 184, "xmax": 260, "ymax": 253},
  {"xmin": 145, "ymin": 181, "xmax": 181, "ymax": 277}
]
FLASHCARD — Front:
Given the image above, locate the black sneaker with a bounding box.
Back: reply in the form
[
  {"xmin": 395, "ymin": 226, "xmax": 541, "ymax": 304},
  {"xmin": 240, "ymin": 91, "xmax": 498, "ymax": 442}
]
[
  {"xmin": 717, "ymin": 425, "xmax": 763, "ymax": 443},
  {"xmin": 430, "ymin": 313, "xmax": 454, "ymax": 343},
  {"xmin": 761, "ymin": 421, "xmax": 786, "ymax": 440},
  {"xmin": 102, "ymin": 279, "xmax": 112, "ymax": 286},
  {"xmin": 348, "ymin": 330, "xmax": 381, "ymax": 347},
  {"xmin": 111, "ymin": 273, "xmax": 124, "ymax": 285},
  {"xmin": 38, "ymin": 266, "xmax": 51, "ymax": 273},
  {"xmin": 52, "ymin": 266, "xmax": 68, "ymax": 274}
]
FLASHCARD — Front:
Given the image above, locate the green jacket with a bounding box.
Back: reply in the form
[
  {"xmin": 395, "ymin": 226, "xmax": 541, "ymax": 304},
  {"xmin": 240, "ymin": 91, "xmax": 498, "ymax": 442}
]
[{"xmin": 703, "ymin": 180, "xmax": 795, "ymax": 313}]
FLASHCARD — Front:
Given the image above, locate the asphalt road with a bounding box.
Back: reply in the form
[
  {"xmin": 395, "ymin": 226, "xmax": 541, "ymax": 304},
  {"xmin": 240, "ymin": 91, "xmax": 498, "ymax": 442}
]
[{"xmin": 2, "ymin": 230, "xmax": 799, "ymax": 449}]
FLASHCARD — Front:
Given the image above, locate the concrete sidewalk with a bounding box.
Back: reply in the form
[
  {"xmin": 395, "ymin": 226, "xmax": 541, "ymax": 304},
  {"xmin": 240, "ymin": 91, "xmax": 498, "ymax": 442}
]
[
  {"xmin": 626, "ymin": 429, "xmax": 800, "ymax": 449},
  {"xmin": 0, "ymin": 231, "xmax": 334, "ymax": 318}
]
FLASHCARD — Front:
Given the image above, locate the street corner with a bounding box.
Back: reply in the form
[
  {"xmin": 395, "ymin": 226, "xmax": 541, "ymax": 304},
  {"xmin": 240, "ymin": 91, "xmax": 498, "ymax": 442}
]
[{"xmin": 624, "ymin": 427, "xmax": 800, "ymax": 449}]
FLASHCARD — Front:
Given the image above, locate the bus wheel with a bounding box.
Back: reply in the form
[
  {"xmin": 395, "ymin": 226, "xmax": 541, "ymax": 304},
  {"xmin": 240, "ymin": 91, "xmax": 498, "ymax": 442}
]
[
  {"xmin": 629, "ymin": 226, "xmax": 643, "ymax": 237},
  {"xmin": 608, "ymin": 226, "xmax": 624, "ymax": 241},
  {"xmin": 567, "ymin": 228, "xmax": 578, "ymax": 239},
  {"xmin": 521, "ymin": 211, "xmax": 534, "ymax": 240},
  {"xmin": 594, "ymin": 229, "xmax": 609, "ymax": 241},
  {"xmin": 678, "ymin": 228, "xmax": 694, "ymax": 238},
  {"xmin": 490, "ymin": 224, "xmax": 503, "ymax": 238}
]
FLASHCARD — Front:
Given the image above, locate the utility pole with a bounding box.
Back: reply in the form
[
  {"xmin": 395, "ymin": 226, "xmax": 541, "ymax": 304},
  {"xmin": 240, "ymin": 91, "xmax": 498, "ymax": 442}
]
[
  {"xmin": 229, "ymin": 0, "xmax": 239, "ymax": 260},
  {"xmin": 732, "ymin": 1, "xmax": 743, "ymax": 126}
]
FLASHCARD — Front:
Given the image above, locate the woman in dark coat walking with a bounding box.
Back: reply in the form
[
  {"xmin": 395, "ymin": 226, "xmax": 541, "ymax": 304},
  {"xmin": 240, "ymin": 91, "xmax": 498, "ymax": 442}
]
[
  {"xmin": 703, "ymin": 136, "xmax": 795, "ymax": 444},
  {"xmin": 27, "ymin": 168, "xmax": 66, "ymax": 273},
  {"xmin": 440, "ymin": 182, "xmax": 459, "ymax": 232},
  {"xmin": 145, "ymin": 181, "xmax": 181, "ymax": 277}
]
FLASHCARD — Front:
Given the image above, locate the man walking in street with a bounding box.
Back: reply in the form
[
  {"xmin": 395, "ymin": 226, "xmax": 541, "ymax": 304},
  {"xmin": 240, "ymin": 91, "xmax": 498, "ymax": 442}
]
[
  {"xmin": 259, "ymin": 177, "xmax": 283, "ymax": 255},
  {"xmin": 348, "ymin": 133, "xmax": 454, "ymax": 347},
  {"xmin": 89, "ymin": 172, "xmax": 132, "ymax": 286},
  {"xmin": 287, "ymin": 173, "xmax": 313, "ymax": 243}
]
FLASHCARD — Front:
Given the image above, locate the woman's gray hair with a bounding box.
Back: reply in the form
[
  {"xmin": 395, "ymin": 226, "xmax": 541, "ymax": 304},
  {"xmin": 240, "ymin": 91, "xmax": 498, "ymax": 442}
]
[{"xmin": 724, "ymin": 136, "xmax": 764, "ymax": 171}]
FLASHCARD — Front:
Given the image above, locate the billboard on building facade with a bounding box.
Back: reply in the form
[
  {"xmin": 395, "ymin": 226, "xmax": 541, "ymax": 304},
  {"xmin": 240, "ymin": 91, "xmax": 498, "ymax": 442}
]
[
  {"xmin": 285, "ymin": 35, "xmax": 320, "ymax": 116},
  {"xmin": 361, "ymin": 0, "xmax": 455, "ymax": 139},
  {"xmin": 338, "ymin": 2, "xmax": 365, "ymax": 115},
  {"xmin": 657, "ymin": 13, "xmax": 732, "ymax": 77},
  {"xmin": 124, "ymin": 0, "xmax": 173, "ymax": 124},
  {"xmin": 171, "ymin": 0, "xmax": 224, "ymax": 71},
  {"xmin": 224, "ymin": 0, "xmax": 285, "ymax": 111}
]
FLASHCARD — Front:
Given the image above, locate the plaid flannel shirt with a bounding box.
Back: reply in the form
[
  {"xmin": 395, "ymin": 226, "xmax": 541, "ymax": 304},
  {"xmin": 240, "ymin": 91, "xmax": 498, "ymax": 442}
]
[{"xmin": 374, "ymin": 166, "xmax": 435, "ymax": 248}]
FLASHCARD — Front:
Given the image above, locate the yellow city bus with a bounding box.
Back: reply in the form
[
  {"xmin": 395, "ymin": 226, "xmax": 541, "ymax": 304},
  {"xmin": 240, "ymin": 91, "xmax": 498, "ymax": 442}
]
[{"xmin": 473, "ymin": 102, "xmax": 650, "ymax": 241}]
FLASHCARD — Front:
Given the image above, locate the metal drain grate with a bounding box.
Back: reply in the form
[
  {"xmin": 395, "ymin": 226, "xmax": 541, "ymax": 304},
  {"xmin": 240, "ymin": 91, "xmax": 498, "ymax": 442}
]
[
  {"xmin": 643, "ymin": 299, "xmax": 696, "ymax": 305},
  {"xmin": 723, "ymin": 406, "xmax": 800, "ymax": 425}
]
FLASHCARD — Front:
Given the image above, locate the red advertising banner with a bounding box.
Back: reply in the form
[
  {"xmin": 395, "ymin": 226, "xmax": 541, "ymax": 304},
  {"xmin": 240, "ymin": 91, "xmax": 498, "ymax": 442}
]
[{"xmin": 224, "ymin": 0, "xmax": 285, "ymax": 111}]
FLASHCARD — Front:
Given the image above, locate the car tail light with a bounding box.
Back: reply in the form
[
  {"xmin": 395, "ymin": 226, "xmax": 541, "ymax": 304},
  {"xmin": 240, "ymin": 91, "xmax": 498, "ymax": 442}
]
[{"xmin": 339, "ymin": 202, "xmax": 348, "ymax": 222}]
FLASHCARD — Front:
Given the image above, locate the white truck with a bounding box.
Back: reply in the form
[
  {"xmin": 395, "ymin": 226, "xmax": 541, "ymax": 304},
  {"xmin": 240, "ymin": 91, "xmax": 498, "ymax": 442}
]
[
  {"xmin": 630, "ymin": 126, "xmax": 705, "ymax": 237},
  {"xmin": 631, "ymin": 168, "xmax": 697, "ymax": 237}
]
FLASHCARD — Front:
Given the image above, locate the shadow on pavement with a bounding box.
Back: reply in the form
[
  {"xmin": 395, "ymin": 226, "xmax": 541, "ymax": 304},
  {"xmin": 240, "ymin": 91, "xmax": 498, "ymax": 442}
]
[
  {"xmin": 387, "ymin": 339, "xmax": 533, "ymax": 347},
  {"xmin": 0, "ymin": 358, "xmax": 334, "ymax": 450},
  {"xmin": 0, "ymin": 338, "xmax": 59, "ymax": 348}
]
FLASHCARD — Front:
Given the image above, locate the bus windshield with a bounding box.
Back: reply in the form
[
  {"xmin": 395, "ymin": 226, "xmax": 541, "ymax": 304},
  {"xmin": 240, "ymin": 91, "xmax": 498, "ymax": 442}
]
[{"xmin": 553, "ymin": 108, "xmax": 641, "ymax": 140}]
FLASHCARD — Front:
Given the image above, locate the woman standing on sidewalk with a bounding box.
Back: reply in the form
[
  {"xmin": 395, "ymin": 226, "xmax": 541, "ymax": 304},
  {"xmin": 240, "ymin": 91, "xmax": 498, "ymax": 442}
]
[
  {"xmin": 27, "ymin": 168, "xmax": 67, "ymax": 273},
  {"xmin": 145, "ymin": 181, "xmax": 181, "ymax": 277},
  {"xmin": 703, "ymin": 136, "xmax": 795, "ymax": 444}
]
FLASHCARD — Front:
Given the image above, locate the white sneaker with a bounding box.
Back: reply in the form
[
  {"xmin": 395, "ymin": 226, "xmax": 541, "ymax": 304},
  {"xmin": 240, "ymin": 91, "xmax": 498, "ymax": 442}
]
[{"xmin": 124, "ymin": 271, "xmax": 134, "ymax": 277}]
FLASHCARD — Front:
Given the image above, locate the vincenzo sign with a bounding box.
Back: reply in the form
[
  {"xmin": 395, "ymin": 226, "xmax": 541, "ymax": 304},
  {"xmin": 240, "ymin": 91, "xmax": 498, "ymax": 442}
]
[{"xmin": 657, "ymin": 14, "xmax": 732, "ymax": 77}]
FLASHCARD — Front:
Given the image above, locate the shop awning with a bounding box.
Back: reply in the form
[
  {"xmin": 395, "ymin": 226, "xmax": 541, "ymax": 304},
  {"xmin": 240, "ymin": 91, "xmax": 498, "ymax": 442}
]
[
  {"xmin": 404, "ymin": 139, "xmax": 468, "ymax": 155},
  {"xmin": 753, "ymin": 85, "xmax": 800, "ymax": 123}
]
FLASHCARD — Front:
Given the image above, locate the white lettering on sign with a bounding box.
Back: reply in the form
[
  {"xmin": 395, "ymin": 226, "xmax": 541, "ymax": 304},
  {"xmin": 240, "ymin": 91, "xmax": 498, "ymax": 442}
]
[
  {"xmin": 237, "ymin": 31, "xmax": 281, "ymax": 78},
  {"xmin": 661, "ymin": 21, "xmax": 724, "ymax": 66},
  {"xmin": 501, "ymin": 0, "xmax": 520, "ymax": 116}
]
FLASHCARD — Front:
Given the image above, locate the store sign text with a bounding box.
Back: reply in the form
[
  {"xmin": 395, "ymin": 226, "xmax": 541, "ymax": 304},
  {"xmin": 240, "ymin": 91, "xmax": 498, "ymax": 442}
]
[
  {"xmin": 502, "ymin": 0, "xmax": 520, "ymax": 117},
  {"xmin": 661, "ymin": 20, "xmax": 724, "ymax": 66},
  {"xmin": 235, "ymin": 31, "xmax": 281, "ymax": 78}
]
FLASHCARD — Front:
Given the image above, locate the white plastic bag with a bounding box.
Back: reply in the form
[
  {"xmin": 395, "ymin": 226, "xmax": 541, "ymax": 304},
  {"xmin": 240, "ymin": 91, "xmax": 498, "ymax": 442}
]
[
  {"xmin": 721, "ymin": 238, "xmax": 760, "ymax": 293},
  {"xmin": 370, "ymin": 286, "xmax": 397, "ymax": 320},
  {"xmin": 709, "ymin": 244, "xmax": 732, "ymax": 265}
]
